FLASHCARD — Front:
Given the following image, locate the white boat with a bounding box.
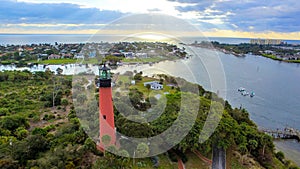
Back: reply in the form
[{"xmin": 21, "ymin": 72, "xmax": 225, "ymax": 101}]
[
  {"xmin": 241, "ymin": 91, "xmax": 249, "ymax": 96},
  {"xmin": 238, "ymin": 87, "xmax": 245, "ymax": 92}
]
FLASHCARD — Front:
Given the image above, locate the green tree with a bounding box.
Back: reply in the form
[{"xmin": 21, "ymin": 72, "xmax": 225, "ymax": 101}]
[
  {"xmin": 133, "ymin": 73, "xmax": 142, "ymax": 81},
  {"xmin": 61, "ymin": 98, "xmax": 68, "ymax": 108},
  {"xmin": 238, "ymin": 144, "xmax": 248, "ymax": 164},
  {"xmin": 248, "ymin": 139, "xmax": 258, "ymax": 154},
  {"xmin": 77, "ymin": 94, "xmax": 87, "ymax": 104},
  {"xmin": 275, "ymin": 151, "xmax": 285, "ymax": 162},
  {"xmin": 0, "ymin": 115, "xmax": 29, "ymax": 131},
  {"xmin": 83, "ymin": 137, "xmax": 96, "ymax": 151},
  {"xmin": 146, "ymin": 84, "xmax": 151, "ymax": 91},
  {"xmin": 51, "ymin": 76, "xmax": 63, "ymax": 108},
  {"xmin": 56, "ymin": 68, "xmax": 63, "ymax": 75},
  {"xmin": 136, "ymin": 143, "xmax": 149, "ymax": 158},
  {"xmin": 15, "ymin": 127, "xmax": 28, "ymax": 140},
  {"xmin": 0, "ymin": 108, "xmax": 9, "ymax": 116},
  {"xmin": 260, "ymin": 134, "xmax": 271, "ymax": 156}
]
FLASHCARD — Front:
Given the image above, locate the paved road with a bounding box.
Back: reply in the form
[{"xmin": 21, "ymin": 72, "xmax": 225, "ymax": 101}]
[{"xmin": 212, "ymin": 146, "xmax": 226, "ymax": 169}]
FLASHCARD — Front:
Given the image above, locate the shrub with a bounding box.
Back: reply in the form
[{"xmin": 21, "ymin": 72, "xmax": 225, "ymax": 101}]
[
  {"xmin": 174, "ymin": 149, "xmax": 188, "ymax": 163},
  {"xmin": 15, "ymin": 127, "xmax": 28, "ymax": 139},
  {"xmin": 43, "ymin": 114, "xmax": 55, "ymax": 121},
  {"xmin": 0, "ymin": 115, "xmax": 29, "ymax": 131},
  {"xmin": 0, "ymin": 108, "xmax": 9, "ymax": 116},
  {"xmin": 167, "ymin": 151, "xmax": 178, "ymax": 162},
  {"xmin": 61, "ymin": 98, "xmax": 68, "ymax": 107},
  {"xmin": 275, "ymin": 151, "xmax": 285, "ymax": 162},
  {"xmin": 32, "ymin": 128, "xmax": 47, "ymax": 136}
]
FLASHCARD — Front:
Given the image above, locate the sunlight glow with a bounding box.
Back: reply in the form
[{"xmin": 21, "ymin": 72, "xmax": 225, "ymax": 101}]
[{"xmin": 136, "ymin": 33, "xmax": 170, "ymax": 41}]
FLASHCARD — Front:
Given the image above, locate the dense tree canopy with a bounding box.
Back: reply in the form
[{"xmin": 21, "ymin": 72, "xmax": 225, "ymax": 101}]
[{"xmin": 0, "ymin": 71, "xmax": 295, "ymax": 169}]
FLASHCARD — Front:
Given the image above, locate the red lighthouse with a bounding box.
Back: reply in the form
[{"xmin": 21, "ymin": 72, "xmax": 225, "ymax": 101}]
[{"xmin": 98, "ymin": 65, "xmax": 115, "ymax": 149}]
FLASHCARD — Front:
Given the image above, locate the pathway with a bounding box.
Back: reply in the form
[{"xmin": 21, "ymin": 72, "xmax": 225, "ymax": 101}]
[
  {"xmin": 177, "ymin": 157, "xmax": 185, "ymax": 169},
  {"xmin": 193, "ymin": 150, "xmax": 212, "ymax": 165}
]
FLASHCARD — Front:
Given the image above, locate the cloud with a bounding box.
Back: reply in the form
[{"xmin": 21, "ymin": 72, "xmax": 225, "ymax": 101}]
[
  {"xmin": 0, "ymin": 0, "xmax": 299, "ymax": 38},
  {"xmin": 16, "ymin": 0, "xmax": 196, "ymax": 17},
  {"xmin": 168, "ymin": 0, "xmax": 300, "ymax": 33},
  {"xmin": 0, "ymin": 0, "xmax": 125, "ymax": 24}
]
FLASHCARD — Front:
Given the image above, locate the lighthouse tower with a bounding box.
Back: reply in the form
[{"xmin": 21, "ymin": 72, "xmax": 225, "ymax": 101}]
[{"xmin": 98, "ymin": 65, "xmax": 115, "ymax": 149}]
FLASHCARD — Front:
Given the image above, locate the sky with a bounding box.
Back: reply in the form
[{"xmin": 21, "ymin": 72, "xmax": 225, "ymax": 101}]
[{"xmin": 0, "ymin": 0, "xmax": 300, "ymax": 39}]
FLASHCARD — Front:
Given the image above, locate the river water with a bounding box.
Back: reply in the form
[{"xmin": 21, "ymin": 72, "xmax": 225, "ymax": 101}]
[
  {"xmin": 127, "ymin": 47, "xmax": 300, "ymax": 165},
  {"xmin": 1, "ymin": 44, "xmax": 300, "ymax": 165},
  {"xmin": 117, "ymin": 47, "xmax": 300, "ymax": 165}
]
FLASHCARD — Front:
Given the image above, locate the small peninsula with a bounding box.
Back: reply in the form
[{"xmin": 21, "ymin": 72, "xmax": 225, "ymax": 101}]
[
  {"xmin": 0, "ymin": 42, "xmax": 187, "ymax": 67},
  {"xmin": 189, "ymin": 40, "xmax": 300, "ymax": 63}
]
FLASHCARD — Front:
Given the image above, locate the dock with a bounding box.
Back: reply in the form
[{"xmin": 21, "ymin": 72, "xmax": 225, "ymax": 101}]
[{"xmin": 261, "ymin": 127, "xmax": 300, "ymax": 141}]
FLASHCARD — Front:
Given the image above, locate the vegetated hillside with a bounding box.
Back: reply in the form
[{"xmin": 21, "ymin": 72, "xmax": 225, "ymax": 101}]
[
  {"xmin": 0, "ymin": 70, "xmax": 297, "ymax": 169},
  {"xmin": 0, "ymin": 70, "xmax": 100, "ymax": 169}
]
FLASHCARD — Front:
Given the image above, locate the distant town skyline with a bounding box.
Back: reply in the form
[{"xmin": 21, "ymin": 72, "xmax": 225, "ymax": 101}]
[{"xmin": 1, "ymin": 0, "xmax": 300, "ymax": 40}]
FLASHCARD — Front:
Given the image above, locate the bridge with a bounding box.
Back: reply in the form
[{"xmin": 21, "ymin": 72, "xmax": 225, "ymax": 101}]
[{"xmin": 261, "ymin": 127, "xmax": 300, "ymax": 141}]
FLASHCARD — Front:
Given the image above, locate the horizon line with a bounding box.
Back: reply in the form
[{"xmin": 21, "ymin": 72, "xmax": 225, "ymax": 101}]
[{"xmin": 1, "ymin": 33, "xmax": 299, "ymax": 41}]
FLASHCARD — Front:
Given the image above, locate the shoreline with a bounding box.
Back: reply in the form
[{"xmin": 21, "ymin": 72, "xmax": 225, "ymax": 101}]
[{"xmin": 187, "ymin": 43, "xmax": 300, "ymax": 64}]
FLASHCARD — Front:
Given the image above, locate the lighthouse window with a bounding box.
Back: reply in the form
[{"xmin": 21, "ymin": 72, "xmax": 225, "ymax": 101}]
[{"xmin": 103, "ymin": 115, "xmax": 106, "ymax": 120}]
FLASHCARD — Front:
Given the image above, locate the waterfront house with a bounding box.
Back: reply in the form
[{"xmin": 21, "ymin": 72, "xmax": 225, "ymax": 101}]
[{"xmin": 264, "ymin": 50, "xmax": 275, "ymax": 54}]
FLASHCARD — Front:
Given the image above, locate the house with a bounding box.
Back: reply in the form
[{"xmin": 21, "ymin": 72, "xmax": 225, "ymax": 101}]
[
  {"xmin": 144, "ymin": 81, "xmax": 163, "ymax": 90},
  {"xmin": 74, "ymin": 54, "xmax": 84, "ymax": 59},
  {"xmin": 112, "ymin": 52, "xmax": 123, "ymax": 57},
  {"xmin": 48, "ymin": 54, "xmax": 61, "ymax": 59},
  {"xmin": 62, "ymin": 53, "xmax": 72, "ymax": 58},
  {"xmin": 122, "ymin": 52, "xmax": 134, "ymax": 58},
  {"xmin": 264, "ymin": 50, "xmax": 275, "ymax": 54},
  {"xmin": 70, "ymin": 49, "xmax": 77, "ymax": 53},
  {"xmin": 38, "ymin": 53, "xmax": 48, "ymax": 59},
  {"xmin": 89, "ymin": 51, "xmax": 96, "ymax": 58},
  {"xmin": 136, "ymin": 53, "xmax": 148, "ymax": 58}
]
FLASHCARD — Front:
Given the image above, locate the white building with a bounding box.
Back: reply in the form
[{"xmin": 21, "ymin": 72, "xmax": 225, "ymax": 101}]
[
  {"xmin": 136, "ymin": 53, "xmax": 148, "ymax": 58},
  {"xmin": 89, "ymin": 51, "xmax": 96, "ymax": 58},
  {"xmin": 144, "ymin": 81, "xmax": 163, "ymax": 90},
  {"xmin": 122, "ymin": 52, "xmax": 134, "ymax": 58},
  {"xmin": 74, "ymin": 54, "xmax": 84, "ymax": 59},
  {"xmin": 48, "ymin": 54, "xmax": 61, "ymax": 59}
]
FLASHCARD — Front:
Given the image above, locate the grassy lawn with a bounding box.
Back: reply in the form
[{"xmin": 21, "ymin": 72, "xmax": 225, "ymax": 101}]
[
  {"xmin": 261, "ymin": 54, "xmax": 300, "ymax": 63},
  {"xmin": 184, "ymin": 151, "xmax": 211, "ymax": 169},
  {"xmin": 261, "ymin": 53, "xmax": 283, "ymax": 61},
  {"xmin": 29, "ymin": 58, "xmax": 78, "ymax": 64},
  {"xmin": 81, "ymin": 58, "xmax": 100, "ymax": 64},
  {"xmin": 122, "ymin": 57, "xmax": 174, "ymax": 63},
  {"xmin": 117, "ymin": 75, "xmax": 131, "ymax": 84},
  {"xmin": 287, "ymin": 59, "xmax": 300, "ymax": 63},
  {"xmin": 1, "ymin": 60, "xmax": 16, "ymax": 64},
  {"xmin": 130, "ymin": 154, "xmax": 177, "ymax": 169},
  {"xmin": 131, "ymin": 76, "xmax": 177, "ymax": 95},
  {"xmin": 24, "ymin": 55, "xmax": 182, "ymax": 65},
  {"xmin": 230, "ymin": 158, "xmax": 248, "ymax": 169}
]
